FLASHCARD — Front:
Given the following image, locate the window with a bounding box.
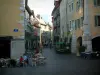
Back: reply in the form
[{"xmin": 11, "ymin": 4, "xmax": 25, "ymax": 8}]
[
  {"xmin": 72, "ymin": 3, "xmax": 73, "ymax": 10},
  {"xmin": 95, "ymin": 15, "xmax": 100, "ymax": 26},
  {"xmin": 67, "ymin": 24, "xmax": 70, "ymax": 31},
  {"xmin": 75, "ymin": 20, "xmax": 77, "ymax": 30},
  {"xmin": 77, "ymin": 19, "xmax": 80, "ymax": 28},
  {"xmin": 72, "ymin": 20, "xmax": 74, "ymax": 30},
  {"xmin": 76, "ymin": 2, "xmax": 78, "ymax": 11},
  {"xmin": 69, "ymin": 5, "xmax": 71, "ymax": 12},
  {"xmin": 80, "ymin": 0, "xmax": 84, "ymax": 7},
  {"xmin": 76, "ymin": 0, "xmax": 80, "ymax": 11},
  {"xmin": 78, "ymin": 0, "xmax": 80, "ymax": 7},
  {"xmin": 94, "ymin": 0, "xmax": 100, "ymax": 6},
  {"xmin": 70, "ymin": 21, "xmax": 71, "ymax": 30},
  {"xmin": 81, "ymin": 17, "xmax": 84, "ymax": 26},
  {"xmin": 45, "ymin": 26, "xmax": 46, "ymax": 29}
]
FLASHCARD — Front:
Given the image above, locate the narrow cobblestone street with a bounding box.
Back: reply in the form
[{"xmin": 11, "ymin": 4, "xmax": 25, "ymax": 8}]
[{"xmin": 0, "ymin": 48, "xmax": 100, "ymax": 75}]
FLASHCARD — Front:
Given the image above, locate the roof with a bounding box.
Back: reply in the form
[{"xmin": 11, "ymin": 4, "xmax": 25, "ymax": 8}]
[{"xmin": 35, "ymin": 17, "xmax": 46, "ymax": 26}]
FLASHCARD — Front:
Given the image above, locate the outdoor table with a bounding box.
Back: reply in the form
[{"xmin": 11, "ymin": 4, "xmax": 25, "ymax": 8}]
[{"xmin": 80, "ymin": 52, "xmax": 92, "ymax": 59}]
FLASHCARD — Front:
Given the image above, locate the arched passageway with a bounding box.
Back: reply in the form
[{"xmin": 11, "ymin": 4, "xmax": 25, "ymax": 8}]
[
  {"xmin": 76, "ymin": 36, "xmax": 82, "ymax": 56},
  {"xmin": 92, "ymin": 36, "xmax": 100, "ymax": 52}
]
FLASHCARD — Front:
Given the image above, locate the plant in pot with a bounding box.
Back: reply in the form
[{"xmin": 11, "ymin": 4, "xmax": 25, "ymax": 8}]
[{"xmin": 79, "ymin": 45, "xmax": 87, "ymax": 53}]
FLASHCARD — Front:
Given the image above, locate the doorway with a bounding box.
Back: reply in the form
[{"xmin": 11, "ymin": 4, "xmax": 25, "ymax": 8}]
[
  {"xmin": 92, "ymin": 36, "xmax": 100, "ymax": 52},
  {"xmin": 0, "ymin": 40, "xmax": 11, "ymax": 58}
]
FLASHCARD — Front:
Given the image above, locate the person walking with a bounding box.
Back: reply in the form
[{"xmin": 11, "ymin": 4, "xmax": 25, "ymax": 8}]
[
  {"xmin": 23, "ymin": 54, "xmax": 28, "ymax": 67},
  {"xmin": 49, "ymin": 40, "xmax": 52, "ymax": 49}
]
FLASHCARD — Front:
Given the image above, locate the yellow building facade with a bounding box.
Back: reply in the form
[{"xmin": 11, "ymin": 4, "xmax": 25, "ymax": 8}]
[
  {"xmin": 67, "ymin": 0, "xmax": 100, "ymax": 54},
  {"xmin": 0, "ymin": 0, "xmax": 24, "ymax": 37},
  {"xmin": 70, "ymin": 0, "xmax": 100, "ymax": 39}
]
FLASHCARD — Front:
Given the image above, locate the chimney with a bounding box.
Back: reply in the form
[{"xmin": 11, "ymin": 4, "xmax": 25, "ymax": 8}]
[{"xmin": 37, "ymin": 14, "xmax": 40, "ymax": 19}]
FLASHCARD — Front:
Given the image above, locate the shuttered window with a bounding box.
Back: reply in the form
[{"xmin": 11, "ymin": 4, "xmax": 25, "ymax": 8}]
[
  {"xmin": 77, "ymin": 19, "xmax": 80, "ymax": 28},
  {"xmin": 81, "ymin": 17, "xmax": 83, "ymax": 26},
  {"xmin": 95, "ymin": 16, "xmax": 100, "ymax": 26},
  {"xmin": 75, "ymin": 20, "xmax": 77, "ymax": 30},
  {"xmin": 94, "ymin": 0, "xmax": 100, "ymax": 6},
  {"xmin": 69, "ymin": 5, "xmax": 71, "ymax": 12},
  {"xmin": 80, "ymin": 0, "xmax": 84, "ymax": 7},
  {"xmin": 70, "ymin": 21, "xmax": 71, "ymax": 30},
  {"xmin": 72, "ymin": 3, "xmax": 73, "ymax": 10}
]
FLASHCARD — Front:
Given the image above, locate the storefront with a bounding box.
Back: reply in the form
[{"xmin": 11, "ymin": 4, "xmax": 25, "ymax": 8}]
[{"xmin": 0, "ymin": 36, "xmax": 12, "ymax": 58}]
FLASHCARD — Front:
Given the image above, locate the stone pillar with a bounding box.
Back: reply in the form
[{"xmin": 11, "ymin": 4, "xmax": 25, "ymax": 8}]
[
  {"xmin": 82, "ymin": 0, "xmax": 92, "ymax": 52},
  {"xmin": 71, "ymin": 21, "xmax": 77, "ymax": 53},
  {"xmin": 71, "ymin": 30, "xmax": 77, "ymax": 53}
]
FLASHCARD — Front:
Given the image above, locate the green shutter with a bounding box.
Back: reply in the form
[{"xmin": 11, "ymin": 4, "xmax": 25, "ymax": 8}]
[
  {"xmin": 94, "ymin": 0, "xmax": 96, "ymax": 5},
  {"xmin": 75, "ymin": 20, "xmax": 76, "ymax": 30},
  {"xmin": 77, "ymin": 19, "xmax": 79, "ymax": 28},
  {"xmin": 70, "ymin": 21, "xmax": 71, "ymax": 30},
  {"xmin": 76, "ymin": 20, "xmax": 77, "ymax": 29},
  {"xmin": 81, "ymin": 17, "xmax": 83, "ymax": 26},
  {"xmin": 79, "ymin": 19, "xmax": 80, "ymax": 28},
  {"xmin": 95, "ymin": 16, "xmax": 97, "ymax": 26},
  {"xmin": 72, "ymin": 3, "xmax": 73, "ymax": 10}
]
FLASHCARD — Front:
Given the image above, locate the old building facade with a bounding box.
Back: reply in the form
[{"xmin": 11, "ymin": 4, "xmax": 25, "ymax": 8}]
[
  {"xmin": 52, "ymin": 0, "xmax": 61, "ymax": 44},
  {"xmin": 56, "ymin": 0, "xmax": 100, "ymax": 54}
]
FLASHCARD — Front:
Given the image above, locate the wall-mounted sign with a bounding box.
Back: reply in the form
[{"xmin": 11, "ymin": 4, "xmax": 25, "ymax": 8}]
[{"xmin": 13, "ymin": 29, "xmax": 18, "ymax": 32}]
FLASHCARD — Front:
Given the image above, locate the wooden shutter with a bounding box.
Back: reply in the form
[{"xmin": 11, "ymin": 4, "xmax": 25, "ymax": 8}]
[
  {"xmin": 98, "ymin": 16, "xmax": 100, "ymax": 26},
  {"xmin": 94, "ymin": 0, "xmax": 97, "ymax": 6},
  {"xmin": 75, "ymin": 20, "xmax": 77, "ymax": 30},
  {"xmin": 95, "ymin": 16, "xmax": 97, "ymax": 26}
]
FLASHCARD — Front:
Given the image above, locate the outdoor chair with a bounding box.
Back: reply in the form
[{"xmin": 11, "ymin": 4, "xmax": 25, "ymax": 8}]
[
  {"xmin": 32, "ymin": 53, "xmax": 46, "ymax": 66},
  {"xmin": 80, "ymin": 52, "xmax": 92, "ymax": 59}
]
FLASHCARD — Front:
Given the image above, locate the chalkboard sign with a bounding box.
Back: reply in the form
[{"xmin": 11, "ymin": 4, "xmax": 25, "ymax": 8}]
[{"xmin": 14, "ymin": 29, "xmax": 18, "ymax": 32}]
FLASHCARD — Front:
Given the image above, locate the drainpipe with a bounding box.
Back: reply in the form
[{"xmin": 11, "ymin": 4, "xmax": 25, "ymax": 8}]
[{"xmin": 82, "ymin": 0, "xmax": 92, "ymax": 52}]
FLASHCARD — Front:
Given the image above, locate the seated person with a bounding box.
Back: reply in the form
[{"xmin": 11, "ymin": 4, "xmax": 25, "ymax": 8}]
[{"xmin": 19, "ymin": 56, "xmax": 23, "ymax": 67}]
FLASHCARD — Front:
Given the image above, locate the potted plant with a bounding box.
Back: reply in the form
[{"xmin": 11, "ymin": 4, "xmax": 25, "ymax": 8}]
[{"xmin": 79, "ymin": 45, "xmax": 87, "ymax": 53}]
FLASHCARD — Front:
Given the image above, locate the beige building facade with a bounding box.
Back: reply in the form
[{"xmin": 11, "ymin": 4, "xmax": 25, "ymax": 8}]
[
  {"xmin": 0, "ymin": 0, "xmax": 25, "ymax": 58},
  {"xmin": 0, "ymin": 0, "xmax": 24, "ymax": 37},
  {"xmin": 60, "ymin": 0, "xmax": 100, "ymax": 54}
]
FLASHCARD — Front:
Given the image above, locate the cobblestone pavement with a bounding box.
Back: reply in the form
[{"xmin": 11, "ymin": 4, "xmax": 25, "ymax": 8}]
[{"xmin": 0, "ymin": 48, "xmax": 100, "ymax": 75}]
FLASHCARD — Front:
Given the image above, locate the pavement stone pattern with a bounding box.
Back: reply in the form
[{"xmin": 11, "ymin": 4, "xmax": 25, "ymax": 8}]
[{"xmin": 0, "ymin": 48, "xmax": 100, "ymax": 75}]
